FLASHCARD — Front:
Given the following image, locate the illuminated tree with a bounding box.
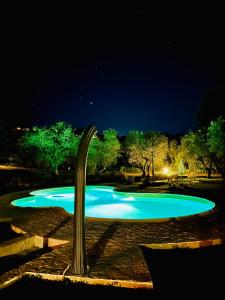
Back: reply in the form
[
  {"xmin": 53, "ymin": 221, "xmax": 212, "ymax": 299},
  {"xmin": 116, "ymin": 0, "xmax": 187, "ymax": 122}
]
[
  {"xmin": 86, "ymin": 137, "xmax": 99, "ymax": 174},
  {"xmin": 183, "ymin": 130, "xmax": 214, "ymax": 178},
  {"xmin": 125, "ymin": 130, "xmax": 168, "ymax": 180},
  {"xmin": 88, "ymin": 129, "xmax": 121, "ymax": 175},
  {"xmin": 167, "ymin": 139, "xmax": 179, "ymax": 172},
  {"xmin": 145, "ymin": 131, "xmax": 168, "ymax": 181},
  {"xmin": 178, "ymin": 159, "xmax": 185, "ymax": 177},
  {"xmin": 125, "ymin": 131, "xmax": 148, "ymax": 177},
  {"xmin": 21, "ymin": 122, "xmax": 79, "ymax": 176},
  {"xmin": 207, "ymin": 116, "xmax": 225, "ymax": 180},
  {"xmin": 178, "ymin": 134, "xmax": 202, "ymax": 178}
]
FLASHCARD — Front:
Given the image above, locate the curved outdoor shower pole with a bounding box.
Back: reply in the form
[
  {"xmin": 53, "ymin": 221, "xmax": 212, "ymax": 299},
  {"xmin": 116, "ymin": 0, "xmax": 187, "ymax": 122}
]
[{"xmin": 72, "ymin": 124, "xmax": 97, "ymax": 275}]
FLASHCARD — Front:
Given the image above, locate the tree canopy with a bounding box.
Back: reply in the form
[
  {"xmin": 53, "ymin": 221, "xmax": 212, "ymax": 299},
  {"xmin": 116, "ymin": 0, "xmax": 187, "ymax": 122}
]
[
  {"xmin": 12, "ymin": 116, "xmax": 225, "ymax": 181},
  {"xmin": 207, "ymin": 116, "xmax": 225, "ymax": 180},
  {"xmin": 88, "ymin": 129, "xmax": 121, "ymax": 175},
  {"xmin": 125, "ymin": 130, "xmax": 168, "ymax": 180},
  {"xmin": 21, "ymin": 122, "xmax": 79, "ymax": 176}
]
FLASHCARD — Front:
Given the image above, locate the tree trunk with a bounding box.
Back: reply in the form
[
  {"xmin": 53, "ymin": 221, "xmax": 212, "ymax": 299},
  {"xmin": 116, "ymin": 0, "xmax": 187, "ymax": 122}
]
[
  {"xmin": 207, "ymin": 158, "xmax": 213, "ymax": 179},
  {"xmin": 151, "ymin": 151, "xmax": 155, "ymax": 181},
  {"xmin": 213, "ymin": 157, "xmax": 225, "ymax": 182},
  {"xmin": 98, "ymin": 167, "xmax": 106, "ymax": 175},
  {"xmin": 146, "ymin": 164, "xmax": 150, "ymax": 182},
  {"xmin": 141, "ymin": 165, "xmax": 146, "ymax": 177},
  {"xmin": 199, "ymin": 156, "xmax": 213, "ymax": 179},
  {"xmin": 51, "ymin": 164, "xmax": 59, "ymax": 177}
]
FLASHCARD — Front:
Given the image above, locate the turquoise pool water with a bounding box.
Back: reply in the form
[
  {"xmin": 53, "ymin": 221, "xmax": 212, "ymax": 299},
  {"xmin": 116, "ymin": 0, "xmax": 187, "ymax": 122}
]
[{"xmin": 12, "ymin": 186, "xmax": 215, "ymax": 220}]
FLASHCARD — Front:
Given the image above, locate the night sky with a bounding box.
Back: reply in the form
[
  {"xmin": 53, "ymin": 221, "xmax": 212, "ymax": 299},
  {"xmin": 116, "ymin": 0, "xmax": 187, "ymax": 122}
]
[{"xmin": 3, "ymin": 6, "xmax": 225, "ymax": 136}]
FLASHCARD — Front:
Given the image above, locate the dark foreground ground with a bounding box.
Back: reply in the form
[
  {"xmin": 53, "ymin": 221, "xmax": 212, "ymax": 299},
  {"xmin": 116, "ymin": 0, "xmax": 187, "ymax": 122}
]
[
  {"xmin": 1, "ymin": 245, "xmax": 225, "ymax": 298},
  {"xmin": 0, "ymin": 276, "xmax": 153, "ymax": 298},
  {"xmin": 142, "ymin": 243, "xmax": 225, "ymax": 297}
]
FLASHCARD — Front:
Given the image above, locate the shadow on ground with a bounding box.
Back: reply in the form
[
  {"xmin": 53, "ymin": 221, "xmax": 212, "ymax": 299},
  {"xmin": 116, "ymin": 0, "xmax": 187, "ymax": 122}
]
[
  {"xmin": 88, "ymin": 222, "xmax": 119, "ymax": 268},
  {"xmin": 0, "ymin": 248, "xmax": 52, "ymax": 276}
]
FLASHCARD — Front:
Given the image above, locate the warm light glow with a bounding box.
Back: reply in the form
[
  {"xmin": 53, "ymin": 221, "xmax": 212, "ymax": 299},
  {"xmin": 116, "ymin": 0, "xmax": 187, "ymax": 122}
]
[
  {"xmin": 0, "ymin": 165, "xmax": 26, "ymax": 170},
  {"xmin": 162, "ymin": 167, "xmax": 170, "ymax": 174}
]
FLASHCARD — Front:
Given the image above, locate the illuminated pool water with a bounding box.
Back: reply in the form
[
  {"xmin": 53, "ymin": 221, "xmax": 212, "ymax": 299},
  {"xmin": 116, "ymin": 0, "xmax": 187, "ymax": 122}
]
[{"xmin": 12, "ymin": 186, "xmax": 215, "ymax": 220}]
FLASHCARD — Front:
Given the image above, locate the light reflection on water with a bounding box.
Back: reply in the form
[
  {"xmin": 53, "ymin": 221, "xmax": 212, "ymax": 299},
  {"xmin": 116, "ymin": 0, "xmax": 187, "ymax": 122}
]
[{"xmin": 12, "ymin": 186, "xmax": 215, "ymax": 220}]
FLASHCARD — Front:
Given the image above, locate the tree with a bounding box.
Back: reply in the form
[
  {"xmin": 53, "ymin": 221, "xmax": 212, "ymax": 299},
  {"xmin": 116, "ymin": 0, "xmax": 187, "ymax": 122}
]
[
  {"xmin": 145, "ymin": 131, "xmax": 168, "ymax": 181},
  {"xmin": 86, "ymin": 137, "xmax": 99, "ymax": 174},
  {"xmin": 178, "ymin": 159, "xmax": 185, "ymax": 177},
  {"xmin": 207, "ymin": 116, "xmax": 225, "ymax": 181},
  {"xmin": 88, "ymin": 129, "xmax": 121, "ymax": 175},
  {"xmin": 125, "ymin": 130, "xmax": 168, "ymax": 181},
  {"xmin": 167, "ymin": 139, "xmax": 179, "ymax": 172},
  {"xmin": 21, "ymin": 122, "xmax": 79, "ymax": 176},
  {"xmin": 177, "ymin": 135, "xmax": 202, "ymax": 179},
  {"xmin": 183, "ymin": 130, "xmax": 214, "ymax": 178},
  {"xmin": 125, "ymin": 131, "xmax": 148, "ymax": 177}
]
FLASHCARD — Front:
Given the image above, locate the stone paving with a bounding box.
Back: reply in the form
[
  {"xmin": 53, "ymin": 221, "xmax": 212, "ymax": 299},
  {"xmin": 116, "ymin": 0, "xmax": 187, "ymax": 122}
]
[{"xmin": 1, "ymin": 183, "xmax": 225, "ymax": 286}]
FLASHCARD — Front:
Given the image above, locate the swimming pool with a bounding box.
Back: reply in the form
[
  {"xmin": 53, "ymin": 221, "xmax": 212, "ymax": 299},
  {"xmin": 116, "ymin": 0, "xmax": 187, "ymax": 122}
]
[{"xmin": 12, "ymin": 186, "xmax": 215, "ymax": 220}]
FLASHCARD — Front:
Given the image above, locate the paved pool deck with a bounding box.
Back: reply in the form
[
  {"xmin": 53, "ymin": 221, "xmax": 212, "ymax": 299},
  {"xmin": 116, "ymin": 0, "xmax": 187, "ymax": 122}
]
[{"xmin": 1, "ymin": 181, "xmax": 225, "ymax": 289}]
